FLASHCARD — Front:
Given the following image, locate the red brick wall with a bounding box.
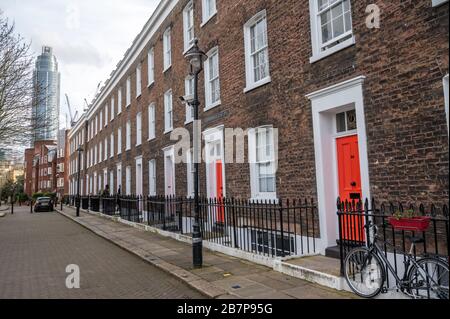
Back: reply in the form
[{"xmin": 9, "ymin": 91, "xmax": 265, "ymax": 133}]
[{"xmin": 68, "ymin": 0, "xmax": 449, "ymax": 207}]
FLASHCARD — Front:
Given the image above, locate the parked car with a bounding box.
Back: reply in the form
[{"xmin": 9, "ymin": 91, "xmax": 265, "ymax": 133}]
[{"xmin": 34, "ymin": 197, "xmax": 54, "ymax": 212}]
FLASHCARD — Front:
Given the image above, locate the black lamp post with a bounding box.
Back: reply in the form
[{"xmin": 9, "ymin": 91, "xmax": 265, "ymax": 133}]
[
  {"xmin": 184, "ymin": 39, "xmax": 206, "ymax": 268},
  {"xmin": 76, "ymin": 147, "xmax": 84, "ymax": 217}
]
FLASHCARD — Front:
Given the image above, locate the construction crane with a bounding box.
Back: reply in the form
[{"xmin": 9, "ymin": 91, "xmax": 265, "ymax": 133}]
[{"xmin": 65, "ymin": 94, "xmax": 78, "ymax": 127}]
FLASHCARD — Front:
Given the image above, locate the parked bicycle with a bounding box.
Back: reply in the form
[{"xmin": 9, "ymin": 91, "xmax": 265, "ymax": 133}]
[{"xmin": 344, "ymin": 220, "xmax": 449, "ymax": 299}]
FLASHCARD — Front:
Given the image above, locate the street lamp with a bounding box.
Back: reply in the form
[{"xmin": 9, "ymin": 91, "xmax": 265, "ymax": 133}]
[
  {"xmin": 76, "ymin": 147, "xmax": 84, "ymax": 217},
  {"xmin": 184, "ymin": 39, "xmax": 206, "ymax": 268}
]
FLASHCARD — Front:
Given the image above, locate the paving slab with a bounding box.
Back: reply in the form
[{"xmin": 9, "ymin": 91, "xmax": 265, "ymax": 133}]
[{"xmin": 56, "ymin": 206, "xmax": 356, "ymax": 299}]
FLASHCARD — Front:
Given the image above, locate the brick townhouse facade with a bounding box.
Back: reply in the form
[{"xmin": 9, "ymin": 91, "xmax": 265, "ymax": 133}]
[
  {"xmin": 68, "ymin": 0, "xmax": 449, "ymax": 253},
  {"xmin": 24, "ymin": 129, "xmax": 70, "ymax": 199}
]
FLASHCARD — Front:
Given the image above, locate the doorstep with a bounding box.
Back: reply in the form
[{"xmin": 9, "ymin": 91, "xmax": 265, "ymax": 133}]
[{"xmin": 274, "ymin": 255, "xmax": 350, "ymax": 292}]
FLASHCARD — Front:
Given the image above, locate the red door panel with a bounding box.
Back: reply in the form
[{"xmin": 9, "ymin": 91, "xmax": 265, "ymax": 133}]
[
  {"xmin": 337, "ymin": 135, "xmax": 364, "ymax": 242},
  {"xmin": 216, "ymin": 160, "xmax": 224, "ymax": 223}
]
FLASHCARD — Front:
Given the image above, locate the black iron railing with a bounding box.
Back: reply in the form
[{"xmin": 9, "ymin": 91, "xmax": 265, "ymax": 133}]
[
  {"xmin": 337, "ymin": 197, "xmax": 449, "ymax": 285},
  {"xmin": 144, "ymin": 195, "xmax": 318, "ymax": 258},
  {"xmin": 64, "ymin": 194, "xmax": 319, "ymax": 257}
]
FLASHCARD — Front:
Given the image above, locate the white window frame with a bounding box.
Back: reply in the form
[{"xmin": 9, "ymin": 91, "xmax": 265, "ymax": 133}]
[
  {"xmin": 104, "ymin": 137, "xmax": 108, "ymax": 160},
  {"xmin": 135, "ymin": 156, "xmax": 143, "ymax": 196},
  {"xmin": 185, "ymin": 76, "xmax": 194, "ymax": 123},
  {"xmin": 126, "ymin": 121, "xmax": 131, "ymax": 150},
  {"xmin": 183, "ymin": 1, "xmax": 195, "ymax": 53},
  {"xmin": 186, "ymin": 149, "xmax": 195, "ymax": 198},
  {"xmin": 164, "ymin": 89, "xmax": 173, "ymax": 133},
  {"xmin": 110, "ymin": 133, "xmax": 115, "ymax": 158},
  {"xmin": 243, "ymin": 10, "xmax": 271, "ymax": 93},
  {"xmin": 118, "ymin": 87, "xmax": 122, "ymax": 114},
  {"xmin": 111, "ymin": 96, "xmax": 115, "ymax": 121},
  {"xmin": 248, "ymin": 126, "xmax": 277, "ymax": 201},
  {"xmin": 125, "ymin": 166, "xmax": 132, "ymax": 195},
  {"xmin": 117, "ymin": 127, "xmax": 122, "ymax": 154},
  {"xmin": 201, "ymin": 0, "xmax": 217, "ymax": 26},
  {"xmin": 148, "ymin": 159, "xmax": 156, "ymax": 196},
  {"xmin": 109, "ymin": 171, "xmax": 114, "ymax": 195},
  {"xmin": 116, "ymin": 163, "xmax": 122, "ymax": 194},
  {"xmin": 126, "ymin": 76, "xmax": 131, "ymax": 107},
  {"xmin": 204, "ymin": 47, "xmax": 221, "ymax": 110},
  {"xmin": 99, "ymin": 142, "xmax": 103, "ymax": 163},
  {"xmin": 136, "ymin": 63, "xmax": 142, "ymax": 98},
  {"xmin": 103, "ymin": 168, "xmax": 108, "ymax": 189},
  {"xmin": 105, "ymin": 105, "xmax": 108, "ymax": 127},
  {"xmin": 148, "ymin": 48, "xmax": 155, "ymax": 86},
  {"xmin": 148, "ymin": 103, "xmax": 156, "ymax": 140},
  {"xmin": 136, "ymin": 112, "xmax": 142, "ymax": 146},
  {"xmin": 432, "ymin": 0, "xmax": 448, "ymax": 6},
  {"xmin": 444, "ymin": 74, "xmax": 449, "ymax": 134},
  {"xmin": 309, "ymin": 0, "xmax": 355, "ymax": 63},
  {"xmin": 99, "ymin": 111, "xmax": 103, "ymax": 131},
  {"xmin": 163, "ymin": 28, "xmax": 172, "ymax": 71}
]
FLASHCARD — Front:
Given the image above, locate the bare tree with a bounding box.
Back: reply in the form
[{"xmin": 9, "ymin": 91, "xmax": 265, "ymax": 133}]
[{"xmin": 0, "ymin": 11, "xmax": 49, "ymax": 146}]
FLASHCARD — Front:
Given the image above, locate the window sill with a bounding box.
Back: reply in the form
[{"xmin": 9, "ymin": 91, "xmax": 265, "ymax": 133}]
[
  {"xmin": 183, "ymin": 44, "xmax": 195, "ymax": 56},
  {"xmin": 185, "ymin": 119, "xmax": 193, "ymax": 125},
  {"xmin": 147, "ymin": 137, "xmax": 156, "ymax": 142},
  {"xmin": 244, "ymin": 77, "xmax": 271, "ymax": 93},
  {"xmin": 126, "ymin": 103, "xmax": 131, "ymax": 108},
  {"xmin": 204, "ymin": 100, "xmax": 221, "ymax": 112},
  {"xmin": 148, "ymin": 81, "xmax": 154, "ymax": 88},
  {"xmin": 136, "ymin": 93, "xmax": 142, "ymax": 99},
  {"xmin": 164, "ymin": 129, "xmax": 173, "ymax": 135},
  {"xmin": 310, "ymin": 37, "xmax": 355, "ymax": 64},
  {"xmin": 135, "ymin": 143, "xmax": 142, "ymax": 147},
  {"xmin": 432, "ymin": 0, "xmax": 448, "ymax": 7},
  {"xmin": 200, "ymin": 12, "xmax": 217, "ymax": 28},
  {"xmin": 163, "ymin": 65, "xmax": 172, "ymax": 73},
  {"xmin": 249, "ymin": 196, "xmax": 279, "ymax": 204}
]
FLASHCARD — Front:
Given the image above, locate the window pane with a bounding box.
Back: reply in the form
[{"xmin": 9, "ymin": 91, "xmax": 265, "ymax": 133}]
[
  {"xmin": 332, "ymin": 15, "xmax": 344, "ymax": 38},
  {"xmin": 336, "ymin": 112, "xmax": 346, "ymax": 133},
  {"xmin": 346, "ymin": 110, "xmax": 357, "ymax": 130},
  {"xmin": 344, "ymin": 11, "xmax": 352, "ymax": 32}
]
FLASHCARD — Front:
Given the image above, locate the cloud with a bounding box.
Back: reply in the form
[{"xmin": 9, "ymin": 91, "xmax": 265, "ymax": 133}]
[{"xmin": 2, "ymin": 0, "xmax": 160, "ymax": 129}]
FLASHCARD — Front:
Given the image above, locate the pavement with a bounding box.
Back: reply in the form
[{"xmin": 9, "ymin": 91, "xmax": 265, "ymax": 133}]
[
  {"xmin": 0, "ymin": 205, "xmax": 205, "ymax": 299},
  {"xmin": 53, "ymin": 205, "xmax": 357, "ymax": 299}
]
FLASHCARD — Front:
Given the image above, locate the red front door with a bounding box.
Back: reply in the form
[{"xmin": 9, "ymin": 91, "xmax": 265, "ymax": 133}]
[
  {"xmin": 216, "ymin": 160, "xmax": 225, "ymax": 223},
  {"xmin": 336, "ymin": 135, "xmax": 364, "ymax": 241}
]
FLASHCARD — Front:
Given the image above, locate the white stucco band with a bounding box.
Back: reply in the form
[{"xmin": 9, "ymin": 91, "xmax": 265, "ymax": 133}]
[{"xmin": 306, "ymin": 76, "xmax": 371, "ymax": 253}]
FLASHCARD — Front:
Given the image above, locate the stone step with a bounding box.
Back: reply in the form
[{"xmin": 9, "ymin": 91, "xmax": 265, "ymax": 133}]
[
  {"xmin": 274, "ymin": 255, "xmax": 349, "ymax": 292},
  {"xmin": 325, "ymin": 245, "xmax": 341, "ymax": 259}
]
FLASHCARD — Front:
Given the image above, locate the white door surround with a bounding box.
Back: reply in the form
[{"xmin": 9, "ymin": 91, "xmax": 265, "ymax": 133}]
[
  {"xmin": 163, "ymin": 146, "xmax": 176, "ymax": 196},
  {"xmin": 306, "ymin": 76, "xmax": 371, "ymax": 253},
  {"xmin": 203, "ymin": 125, "xmax": 226, "ymax": 199},
  {"xmin": 135, "ymin": 156, "xmax": 143, "ymax": 196},
  {"xmin": 116, "ymin": 163, "xmax": 122, "ymax": 194}
]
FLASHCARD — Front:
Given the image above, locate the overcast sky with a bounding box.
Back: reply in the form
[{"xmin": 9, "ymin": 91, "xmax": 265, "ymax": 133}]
[{"xmin": 1, "ymin": 0, "xmax": 159, "ymax": 129}]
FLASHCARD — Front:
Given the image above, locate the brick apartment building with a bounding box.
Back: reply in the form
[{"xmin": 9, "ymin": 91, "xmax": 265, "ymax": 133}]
[
  {"xmin": 68, "ymin": 0, "xmax": 449, "ymax": 254},
  {"xmin": 24, "ymin": 129, "xmax": 69, "ymax": 199}
]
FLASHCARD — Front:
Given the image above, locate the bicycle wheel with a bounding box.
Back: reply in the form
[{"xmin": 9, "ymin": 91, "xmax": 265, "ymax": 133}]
[
  {"xmin": 408, "ymin": 257, "xmax": 449, "ymax": 299},
  {"xmin": 344, "ymin": 247, "xmax": 385, "ymax": 298}
]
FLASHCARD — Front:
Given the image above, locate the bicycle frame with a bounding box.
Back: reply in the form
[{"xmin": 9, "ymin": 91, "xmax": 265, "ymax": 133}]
[
  {"xmin": 369, "ymin": 240, "xmax": 419, "ymax": 289},
  {"xmin": 364, "ymin": 229, "xmax": 445, "ymax": 297}
]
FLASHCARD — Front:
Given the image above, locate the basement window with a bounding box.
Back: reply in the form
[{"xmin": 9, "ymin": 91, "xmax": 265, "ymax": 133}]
[{"xmin": 250, "ymin": 229, "xmax": 295, "ymax": 257}]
